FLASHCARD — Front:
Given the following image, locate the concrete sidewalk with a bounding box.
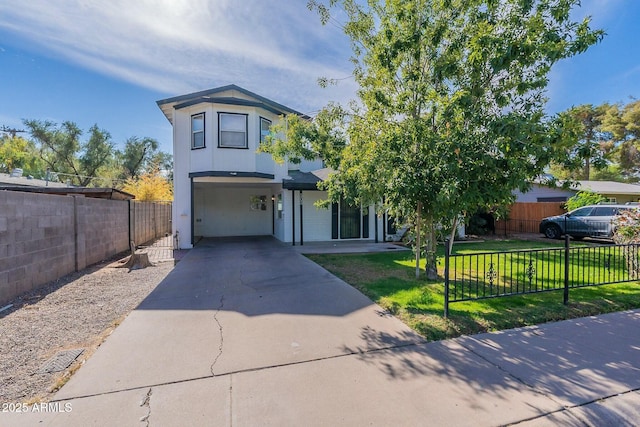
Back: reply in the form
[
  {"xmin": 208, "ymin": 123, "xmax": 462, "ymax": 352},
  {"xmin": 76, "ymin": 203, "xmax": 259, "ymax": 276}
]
[{"xmin": 5, "ymin": 237, "xmax": 640, "ymax": 426}]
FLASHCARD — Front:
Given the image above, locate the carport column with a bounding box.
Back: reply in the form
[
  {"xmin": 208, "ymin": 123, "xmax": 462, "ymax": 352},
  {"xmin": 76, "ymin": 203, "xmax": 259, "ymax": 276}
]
[
  {"xmin": 291, "ymin": 189, "xmax": 295, "ymax": 246},
  {"xmin": 190, "ymin": 177, "xmax": 194, "ymax": 247},
  {"xmin": 299, "ymin": 190, "xmax": 304, "ymax": 246},
  {"xmin": 375, "ymin": 203, "xmax": 379, "ymax": 243}
]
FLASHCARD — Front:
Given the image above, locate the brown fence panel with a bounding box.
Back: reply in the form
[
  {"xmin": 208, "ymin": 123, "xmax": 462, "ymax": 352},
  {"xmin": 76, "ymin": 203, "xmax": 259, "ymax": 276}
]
[
  {"xmin": 495, "ymin": 202, "xmax": 566, "ymax": 235},
  {"xmin": 131, "ymin": 201, "xmax": 172, "ymax": 245},
  {"xmin": 508, "ymin": 202, "xmax": 566, "ymax": 220}
]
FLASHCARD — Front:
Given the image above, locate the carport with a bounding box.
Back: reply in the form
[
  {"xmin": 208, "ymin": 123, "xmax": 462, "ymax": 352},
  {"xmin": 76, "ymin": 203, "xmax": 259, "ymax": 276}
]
[{"xmin": 190, "ymin": 172, "xmax": 281, "ymax": 242}]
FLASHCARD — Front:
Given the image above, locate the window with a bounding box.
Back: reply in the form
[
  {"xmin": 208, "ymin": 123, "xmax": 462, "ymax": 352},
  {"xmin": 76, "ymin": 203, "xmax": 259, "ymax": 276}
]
[
  {"xmin": 260, "ymin": 117, "xmax": 272, "ymax": 145},
  {"xmin": 250, "ymin": 195, "xmax": 267, "ymax": 211},
  {"xmin": 571, "ymin": 207, "xmax": 593, "ymax": 217},
  {"xmin": 191, "ymin": 113, "xmax": 205, "ymax": 149},
  {"xmin": 593, "ymin": 207, "xmax": 616, "ymax": 216},
  {"xmin": 219, "ymin": 113, "xmax": 247, "ymax": 148},
  {"xmin": 537, "ymin": 197, "xmax": 567, "ymax": 202}
]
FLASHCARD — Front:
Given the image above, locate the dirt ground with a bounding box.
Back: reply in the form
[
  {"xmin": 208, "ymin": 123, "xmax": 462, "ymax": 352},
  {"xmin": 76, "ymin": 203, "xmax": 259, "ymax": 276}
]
[{"xmin": 0, "ymin": 253, "xmax": 175, "ymax": 404}]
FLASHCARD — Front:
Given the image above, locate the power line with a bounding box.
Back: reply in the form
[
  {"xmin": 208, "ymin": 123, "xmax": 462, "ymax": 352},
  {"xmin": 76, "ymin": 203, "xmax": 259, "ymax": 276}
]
[{"xmin": 0, "ymin": 125, "xmax": 26, "ymax": 137}]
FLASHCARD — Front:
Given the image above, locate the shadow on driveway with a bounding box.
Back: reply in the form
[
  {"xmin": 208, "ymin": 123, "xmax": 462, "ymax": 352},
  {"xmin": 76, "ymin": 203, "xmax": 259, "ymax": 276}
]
[{"xmin": 136, "ymin": 236, "xmax": 374, "ymax": 317}]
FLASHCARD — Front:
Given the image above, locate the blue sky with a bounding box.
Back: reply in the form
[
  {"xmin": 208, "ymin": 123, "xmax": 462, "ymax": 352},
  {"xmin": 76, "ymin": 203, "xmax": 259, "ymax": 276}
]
[{"xmin": 0, "ymin": 0, "xmax": 638, "ymax": 155}]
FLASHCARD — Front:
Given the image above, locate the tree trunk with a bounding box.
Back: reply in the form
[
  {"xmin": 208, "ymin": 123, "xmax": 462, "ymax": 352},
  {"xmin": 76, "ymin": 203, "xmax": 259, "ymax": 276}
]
[
  {"xmin": 424, "ymin": 212, "xmax": 438, "ymax": 280},
  {"xmin": 448, "ymin": 215, "xmax": 458, "ymax": 255},
  {"xmin": 584, "ymin": 157, "xmax": 590, "ymax": 180},
  {"xmin": 415, "ymin": 202, "xmax": 421, "ymax": 279},
  {"xmin": 117, "ymin": 240, "xmax": 155, "ymax": 271},
  {"xmin": 119, "ymin": 252, "xmax": 155, "ymax": 271}
]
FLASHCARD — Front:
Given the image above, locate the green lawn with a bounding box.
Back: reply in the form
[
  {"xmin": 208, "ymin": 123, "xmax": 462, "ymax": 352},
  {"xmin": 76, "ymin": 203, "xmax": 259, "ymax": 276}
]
[{"xmin": 307, "ymin": 239, "xmax": 640, "ymax": 341}]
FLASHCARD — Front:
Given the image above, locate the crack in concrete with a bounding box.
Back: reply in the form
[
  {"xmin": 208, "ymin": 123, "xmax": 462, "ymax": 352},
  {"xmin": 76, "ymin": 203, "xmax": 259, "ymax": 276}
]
[
  {"xmin": 139, "ymin": 387, "xmax": 152, "ymax": 426},
  {"xmin": 210, "ymin": 295, "xmax": 225, "ymax": 376},
  {"xmin": 50, "ymin": 340, "xmax": 425, "ymax": 403},
  {"xmin": 506, "ymin": 388, "xmax": 640, "ymax": 426}
]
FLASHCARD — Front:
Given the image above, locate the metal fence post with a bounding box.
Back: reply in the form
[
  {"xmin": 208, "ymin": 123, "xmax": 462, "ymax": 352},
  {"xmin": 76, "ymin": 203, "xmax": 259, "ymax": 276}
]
[
  {"xmin": 564, "ymin": 234, "xmax": 570, "ymax": 305},
  {"xmin": 444, "ymin": 238, "xmax": 450, "ymax": 318}
]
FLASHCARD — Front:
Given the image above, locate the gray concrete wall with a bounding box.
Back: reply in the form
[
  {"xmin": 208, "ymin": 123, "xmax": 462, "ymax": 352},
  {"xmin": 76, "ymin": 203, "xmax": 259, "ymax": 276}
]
[
  {"xmin": 0, "ymin": 191, "xmax": 75, "ymax": 304},
  {"xmin": 0, "ymin": 192, "xmax": 172, "ymax": 305},
  {"xmin": 76, "ymin": 197, "xmax": 129, "ymax": 270}
]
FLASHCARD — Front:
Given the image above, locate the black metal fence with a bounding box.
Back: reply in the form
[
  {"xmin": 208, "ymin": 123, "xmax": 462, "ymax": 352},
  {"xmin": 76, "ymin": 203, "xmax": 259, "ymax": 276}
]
[
  {"xmin": 443, "ymin": 237, "xmax": 640, "ymax": 317},
  {"xmin": 496, "ymin": 219, "xmax": 541, "ymax": 235},
  {"xmin": 496, "ymin": 218, "xmax": 617, "ymax": 239}
]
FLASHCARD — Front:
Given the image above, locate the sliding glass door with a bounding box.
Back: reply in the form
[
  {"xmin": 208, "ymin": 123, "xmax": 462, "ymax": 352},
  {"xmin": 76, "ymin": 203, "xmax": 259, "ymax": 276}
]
[{"xmin": 332, "ymin": 200, "xmax": 369, "ymax": 239}]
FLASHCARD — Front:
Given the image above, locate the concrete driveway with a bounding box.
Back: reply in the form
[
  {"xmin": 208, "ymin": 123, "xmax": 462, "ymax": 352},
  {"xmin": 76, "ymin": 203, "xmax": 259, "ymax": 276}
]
[{"xmin": 6, "ymin": 237, "xmax": 640, "ymax": 426}]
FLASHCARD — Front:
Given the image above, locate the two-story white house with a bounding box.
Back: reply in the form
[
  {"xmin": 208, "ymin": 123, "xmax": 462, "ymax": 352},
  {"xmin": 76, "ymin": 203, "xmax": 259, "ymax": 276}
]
[{"xmin": 157, "ymin": 85, "xmax": 384, "ymax": 249}]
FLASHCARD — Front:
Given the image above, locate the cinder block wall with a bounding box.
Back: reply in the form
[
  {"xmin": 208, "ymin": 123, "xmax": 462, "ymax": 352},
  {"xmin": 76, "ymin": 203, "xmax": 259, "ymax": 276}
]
[
  {"xmin": 75, "ymin": 197, "xmax": 129, "ymax": 270},
  {"xmin": 0, "ymin": 191, "xmax": 76, "ymax": 304},
  {"xmin": 0, "ymin": 192, "xmax": 172, "ymax": 305}
]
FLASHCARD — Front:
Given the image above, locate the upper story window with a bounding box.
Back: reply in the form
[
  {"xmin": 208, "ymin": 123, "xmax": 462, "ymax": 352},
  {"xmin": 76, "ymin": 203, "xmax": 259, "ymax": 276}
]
[
  {"xmin": 219, "ymin": 113, "xmax": 248, "ymax": 148},
  {"xmin": 260, "ymin": 117, "xmax": 272, "ymax": 145},
  {"xmin": 191, "ymin": 113, "xmax": 205, "ymax": 149}
]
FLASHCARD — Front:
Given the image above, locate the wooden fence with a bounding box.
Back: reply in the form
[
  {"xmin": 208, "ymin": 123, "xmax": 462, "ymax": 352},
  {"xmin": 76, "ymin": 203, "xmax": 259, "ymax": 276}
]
[
  {"xmin": 129, "ymin": 201, "xmax": 172, "ymax": 246},
  {"xmin": 495, "ymin": 202, "xmax": 566, "ymax": 235}
]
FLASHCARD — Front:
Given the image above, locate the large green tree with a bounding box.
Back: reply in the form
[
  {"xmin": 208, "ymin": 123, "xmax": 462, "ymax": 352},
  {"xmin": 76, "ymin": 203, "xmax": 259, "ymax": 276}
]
[
  {"xmin": 118, "ymin": 136, "xmax": 172, "ymax": 180},
  {"xmin": 264, "ymin": 0, "xmax": 602, "ymax": 278},
  {"xmin": 550, "ymin": 100, "xmax": 640, "ymax": 182},
  {"xmin": 0, "ymin": 134, "xmax": 43, "ymax": 177},
  {"xmin": 18, "ymin": 119, "xmax": 172, "ymax": 188},
  {"xmin": 24, "ymin": 120, "xmax": 115, "ymax": 186},
  {"xmin": 551, "ymin": 103, "xmax": 612, "ymax": 180},
  {"xmin": 602, "ymin": 100, "xmax": 640, "ymax": 180}
]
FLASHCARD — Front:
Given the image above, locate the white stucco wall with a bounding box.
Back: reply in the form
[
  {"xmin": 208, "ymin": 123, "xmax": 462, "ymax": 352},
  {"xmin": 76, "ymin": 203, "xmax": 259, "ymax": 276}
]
[
  {"xmin": 172, "ymin": 104, "xmax": 286, "ymax": 177},
  {"xmin": 273, "ymin": 190, "xmax": 286, "ymax": 242},
  {"xmin": 172, "ymin": 107, "xmax": 193, "ymax": 248},
  {"xmin": 297, "ymin": 190, "xmax": 332, "ymax": 242}
]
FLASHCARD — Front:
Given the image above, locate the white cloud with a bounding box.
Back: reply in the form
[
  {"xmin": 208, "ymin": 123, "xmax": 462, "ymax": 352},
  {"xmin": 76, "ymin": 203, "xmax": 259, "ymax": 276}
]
[
  {"xmin": 0, "ymin": 0, "xmax": 356, "ymax": 113},
  {"xmin": 573, "ymin": 0, "xmax": 625, "ymax": 25}
]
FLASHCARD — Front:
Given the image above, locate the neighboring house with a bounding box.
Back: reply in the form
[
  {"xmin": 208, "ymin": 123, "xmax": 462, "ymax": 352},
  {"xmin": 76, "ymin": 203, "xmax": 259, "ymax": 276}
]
[
  {"xmin": 515, "ymin": 180, "xmax": 640, "ymax": 205},
  {"xmin": 0, "ymin": 171, "xmax": 69, "ymax": 188},
  {"xmin": 1, "ymin": 170, "xmax": 133, "ymax": 200},
  {"xmin": 157, "ymin": 85, "xmax": 383, "ymax": 249},
  {"xmin": 0, "ymin": 186, "xmax": 134, "ymax": 200}
]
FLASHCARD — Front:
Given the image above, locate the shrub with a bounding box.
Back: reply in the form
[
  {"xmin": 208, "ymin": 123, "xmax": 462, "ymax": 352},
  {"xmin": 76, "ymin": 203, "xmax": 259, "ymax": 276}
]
[
  {"xmin": 565, "ymin": 190, "xmax": 606, "ymax": 211},
  {"xmin": 613, "ymin": 209, "xmax": 640, "ymax": 278}
]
